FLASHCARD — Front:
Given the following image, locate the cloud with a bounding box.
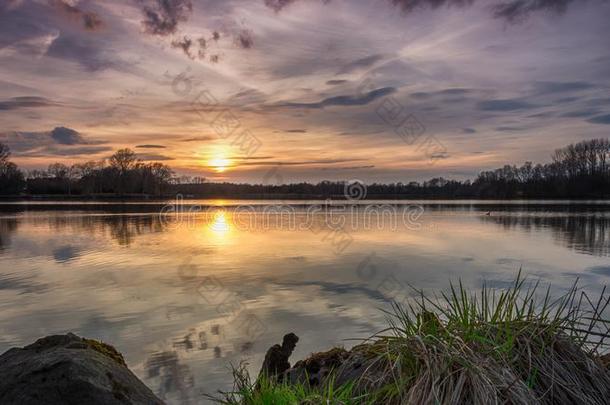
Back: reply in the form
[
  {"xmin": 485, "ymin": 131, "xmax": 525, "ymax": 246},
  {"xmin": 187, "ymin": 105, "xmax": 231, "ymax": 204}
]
[
  {"xmin": 42, "ymin": 146, "xmax": 112, "ymax": 156},
  {"xmin": 45, "ymin": 33, "xmax": 117, "ymax": 71},
  {"xmin": 586, "ymin": 98, "xmax": 610, "ymax": 106},
  {"xmin": 392, "ymin": 0, "xmax": 589, "ymax": 23},
  {"xmin": 196, "ymin": 37, "xmax": 207, "ymax": 58},
  {"xmin": 266, "ymin": 0, "xmax": 590, "ymax": 23},
  {"xmin": 495, "ymin": 126, "xmax": 525, "ymax": 132},
  {"xmin": 83, "ymin": 13, "xmax": 103, "ymax": 31},
  {"xmin": 337, "ymin": 54, "xmax": 385, "ymax": 74},
  {"xmin": 430, "ymin": 151, "xmax": 450, "ymax": 160},
  {"xmin": 136, "ymin": 144, "xmax": 167, "ymax": 149},
  {"xmin": 0, "ymin": 127, "xmax": 109, "ymax": 157},
  {"xmin": 0, "ymin": 96, "xmax": 57, "ymax": 110},
  {"xmin": 235, "ymin": 29, "xmax": 254, "ymax": 49},
  {"xmin": 587, "ymin": 114, "xmax": 610, "ymax": 124},
  {"xmin": 235, "ymin": 155, "xmax": 275, "ymax": 160},
  {"xmin": 266, "ymin": 0, "xmax": 473, "ymax": 15},
  {"xmin": 239, "ymin": 158, "xmax": 366, "ymax": 166},
  {"xmin": 139, "ymin": 0, "xmax": 193, "ymax": 36},
  {"xmin": 171, "ymin": 35, "xmax": 207, "ymax": 59},
  {"xmin": 410, "ymin": 92, "xmax": 431, "ymax": 99},
  {"xmin": 321, "ymin": 165, "xmax": 376, "ymax": 170},
  {"xmin": 282, "ymin": 87, "xmax": 397, "ymax": 109},
  {"xmin": 2, "ymin": 0, "xmax": 23, "ymax": 12},
  {"xmin": 50, "ymin": 127, "xmax": 84, "ymax": 145},
  {"xmin": 285, "ymin": 129, "xmax": 307, "ymax": 133},
  {"xmin": 264, "ymin": 0, "xmax": 330, "ymax": 12},
  {"xmin": 477, "ymin": 99, "xmax": 537, "ymax": 111},
  {"xmin": 52, "ymin": 0, "xmax": 104, "ymax": 31},
  {"xmin": 390, "ymin": 0, "xmax": 475, "ymax": 14},
  {"xmin": 0, "ymin": 2, "xmax": 117, "ymax": 70},
  {"xmin": 171, "ymin": 35, "xmax": 193, "ymax": 58},
  {"xmin": 409, "ymin": 88, "xmax": 475, "ymax": 100},
  {"xmin": 181, "ymin": 136, "xmax": 214, "ymax": 142},
  {"xmin": 136, "ymin": 153, "xmax": 175, "ymax": 161},
  {"xmin": 438, "ymin": 88, "xmax": 473, "ymax": 95},
  {"xmin": 492, "ymin": 0, "xmax": 576, "ymax": 23},
  {"xmin": 326, "ymin": 80, "xmax": 348, "ymax": 85},
  {"xmin": 560, "ymin": 109, "xmax": 600, "ymax": 118},
  {"xmin": 264, "ymin": 0, "xmax": 297, "ymax": 12},
  {"xmin": 533, "ymin": 81, "xmax": 594, "ymax": 94},
  {"xmin": 462, "ymin": 128, "xmax": 477, "ymax": 133},
  {"xmin": 556, "ymin": 96, "xmax": 581, "ymax": 103}
]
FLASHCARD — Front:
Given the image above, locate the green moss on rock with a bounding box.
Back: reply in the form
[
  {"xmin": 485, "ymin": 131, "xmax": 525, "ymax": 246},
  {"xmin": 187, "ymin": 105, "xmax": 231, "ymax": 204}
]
[{"xmin": 83, "ymin": 338, "xmax": 127, "ymax": 367}]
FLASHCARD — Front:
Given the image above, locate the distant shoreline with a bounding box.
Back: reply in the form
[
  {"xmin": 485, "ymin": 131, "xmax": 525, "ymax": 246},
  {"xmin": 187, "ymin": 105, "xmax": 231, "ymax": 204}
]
[{"xmin": 1, "ymin": 194, "xmax": 610, "ymax": 203}]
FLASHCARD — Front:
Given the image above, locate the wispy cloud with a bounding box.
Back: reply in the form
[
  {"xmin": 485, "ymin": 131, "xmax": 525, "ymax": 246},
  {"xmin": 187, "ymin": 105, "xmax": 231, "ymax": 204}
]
[
  {"xmin": 492, "ymin": 0, "xmax": 576, "ymax": 22},
  {"xmin": 0, "ymin": 97, "xmax": 58, "ymax": 111},
  {"xmin": 136, "ymin": 144, "xmax": 167, "ymax": 149},
  {"xmin": 52, "ymin": 0, "xmax": 104, "ymax": 32},
  {"xmin": 477, "ymin": 99, "xmax": 538, "ymax": 111},
  {"xmin": 281, "ymin": 87, "xmax": 397, "ymax": 109},
  {"xmin": 588, "ymin": 114, "xmax": 610, "ymax": 125},
  {"xmin": 0, "ymin": 127, "xmax": 109, "ymax": 157}
]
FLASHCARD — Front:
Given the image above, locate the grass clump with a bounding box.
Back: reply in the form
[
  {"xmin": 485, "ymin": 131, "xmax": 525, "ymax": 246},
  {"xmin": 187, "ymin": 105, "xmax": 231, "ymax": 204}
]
[
  {"xmin": 210, "ymin": 363, "xmax": 369, "ymax": 405},
  {"xmin": 212, "ymin": 272, "xmax": 610, "ymax": 404}
]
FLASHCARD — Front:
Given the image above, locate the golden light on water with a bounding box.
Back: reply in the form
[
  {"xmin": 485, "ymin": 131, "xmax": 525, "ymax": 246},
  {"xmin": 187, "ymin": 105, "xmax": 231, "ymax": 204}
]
[
  {"xmin": 210, "ymin": 211, "xmax": 230, "ymax": 233},
  {"xmin": 199, "ymin": 210, "xmax": 234, "ymax": 246}
]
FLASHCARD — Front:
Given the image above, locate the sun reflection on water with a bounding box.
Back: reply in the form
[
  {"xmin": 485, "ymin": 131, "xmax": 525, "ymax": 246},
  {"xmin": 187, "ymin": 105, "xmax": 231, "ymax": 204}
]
[
  {"xmin": 204, "ymin": 211, "xmax": 233, "ymax": 245},
  {"xmin": 210, "ymin": 211, "xmax": 230, "ymax": 233}
]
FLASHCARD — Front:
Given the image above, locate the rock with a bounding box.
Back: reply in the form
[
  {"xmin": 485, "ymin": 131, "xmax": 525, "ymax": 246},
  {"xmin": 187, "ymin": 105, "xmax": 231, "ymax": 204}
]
[
  {"xmin": 0, "ymin": 333, "xmax": 163, "ymax": 405},
  {"xmin": 259, "ymin": 333, "xmax": 299, "ymax": 381},
  {"xmin": 599, "ymin": 353, "xmax": 610, "ymax": 370},
  {"xmin": 284, "ymin": 347, "xmax": 349, "ymax": 387},
  {"xmin": 279, "ymin": 342, "xmax": 390, "ymax": 393}
]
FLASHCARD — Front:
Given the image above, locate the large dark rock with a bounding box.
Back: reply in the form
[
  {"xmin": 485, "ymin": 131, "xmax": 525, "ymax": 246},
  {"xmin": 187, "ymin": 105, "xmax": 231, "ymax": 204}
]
[
  {"xmin": 259, "ymin": 332, "xmax": 299, "ymax": 381},
  {"xmin": 0, "ymin": 333, "xmax": 163, "ymax": 405}
]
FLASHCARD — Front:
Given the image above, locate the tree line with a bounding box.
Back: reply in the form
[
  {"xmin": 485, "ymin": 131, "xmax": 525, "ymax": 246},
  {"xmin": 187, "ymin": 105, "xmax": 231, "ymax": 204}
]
[
  {"xmin": 0, "ymin": 138, "xmax": 609, "ymax": 198},
  {"xmin": 0, "ymin": 147, "xmax": 173, "ymax": 196},
  {"xmin": 173, "ymin": 138, "xmax": 610, "ymax": 199}
]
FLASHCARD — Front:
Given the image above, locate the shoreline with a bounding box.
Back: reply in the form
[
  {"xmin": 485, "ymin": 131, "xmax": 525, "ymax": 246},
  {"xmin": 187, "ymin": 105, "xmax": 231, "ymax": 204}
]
[{"xmin": 2, "ymin": 195, "xmax": 610, "ymax": 203}]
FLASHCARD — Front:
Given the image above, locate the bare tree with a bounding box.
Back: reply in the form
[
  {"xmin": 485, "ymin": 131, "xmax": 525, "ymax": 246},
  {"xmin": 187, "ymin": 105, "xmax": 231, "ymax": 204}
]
[
  {"xmin": 0, "ymin": 142, "xmax": 10, "ymax": 163},
  {"xmin": 109, "ymin": 149, "xmax": 138, "ymax": 175},
  {"xmin": 0, "ymin": 143, "xmax": 25, "ymax": 195}
]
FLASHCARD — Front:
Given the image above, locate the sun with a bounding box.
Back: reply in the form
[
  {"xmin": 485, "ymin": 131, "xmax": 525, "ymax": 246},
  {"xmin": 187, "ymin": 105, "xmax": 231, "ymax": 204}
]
[{"xmin": 208, "ymin": 155, "xmax": 231, "ymax": 173}]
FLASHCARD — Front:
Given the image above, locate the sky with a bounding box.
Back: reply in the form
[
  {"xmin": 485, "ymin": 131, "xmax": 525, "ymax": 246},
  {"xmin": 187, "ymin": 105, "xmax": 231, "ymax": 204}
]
[{"xmin": 1, "ymin": 0, "xmax": 610, "ymax": 183}]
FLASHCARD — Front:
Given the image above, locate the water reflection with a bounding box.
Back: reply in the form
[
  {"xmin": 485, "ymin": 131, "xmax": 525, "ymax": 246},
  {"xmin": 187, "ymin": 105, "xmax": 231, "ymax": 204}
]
[
  {"xmin": 1, "ymin": 202, "xmax": 610, "ymax": 404},
  {"xmin": 481, "ymin": 214, "xmax": 610, "ymax": 256},
  {"xmin": 0, "ymin": 214, "xmax": 165, "ymax": 250},
  {"xmin": 145, "ymin": 351, "xmax": 194, "ymax": 404},
  {"xmin": 0, "ymin": 218, "xmax": 17, "ymax": 251}
]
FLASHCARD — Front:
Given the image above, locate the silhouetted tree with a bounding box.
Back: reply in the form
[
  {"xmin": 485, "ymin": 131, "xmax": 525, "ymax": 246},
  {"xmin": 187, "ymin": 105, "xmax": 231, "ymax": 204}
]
[
  {"xmin": 0, "ymin": 143, "xmax": 25, "ymax": 195},
  {"xmin": 110, "ymin": 149, "xmax": 138, "ymax": 194},
  {"xmin": 0, "ymin": 143, "xmax": 10, "ymax": 163}
]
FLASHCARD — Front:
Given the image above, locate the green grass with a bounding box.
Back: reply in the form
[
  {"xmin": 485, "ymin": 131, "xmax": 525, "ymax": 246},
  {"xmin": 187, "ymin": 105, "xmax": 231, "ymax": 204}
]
[
  {"xmin": 209, "ymin": 363, "xmax": 370, "ymax": 405},
  {"xmin": 211, "ymin": 272, "xmax": 610, "ymax": 404}
]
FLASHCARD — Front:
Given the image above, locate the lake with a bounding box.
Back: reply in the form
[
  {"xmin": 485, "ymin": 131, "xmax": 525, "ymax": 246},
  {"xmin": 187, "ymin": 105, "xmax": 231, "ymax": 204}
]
[{"xmin": 1, "ymin": 200, "xmax": 609, "ymax": 404}]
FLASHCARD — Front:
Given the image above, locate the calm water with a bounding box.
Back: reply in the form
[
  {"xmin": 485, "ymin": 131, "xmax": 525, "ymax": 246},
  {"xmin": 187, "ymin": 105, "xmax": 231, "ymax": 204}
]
[{"xmin": 1, "ymin": 200, "xmax": 609, "ymax": 404}]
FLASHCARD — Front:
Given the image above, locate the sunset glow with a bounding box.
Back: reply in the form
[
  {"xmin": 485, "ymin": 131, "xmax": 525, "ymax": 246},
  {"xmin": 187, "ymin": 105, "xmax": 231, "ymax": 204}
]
[
  {"xmin": 208, "ymin": 156, "xmax": 231, "ymax": 173},
  {"xmin": 1, "ymin": 1, "xmax": 608, "ymax": 183}
]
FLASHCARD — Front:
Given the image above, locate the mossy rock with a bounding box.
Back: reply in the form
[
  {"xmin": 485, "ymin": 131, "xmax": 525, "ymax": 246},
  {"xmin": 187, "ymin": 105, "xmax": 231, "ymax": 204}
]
[{"xmin": 83, "ymin": 338, "xmax": 127, "ymax": 367}]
